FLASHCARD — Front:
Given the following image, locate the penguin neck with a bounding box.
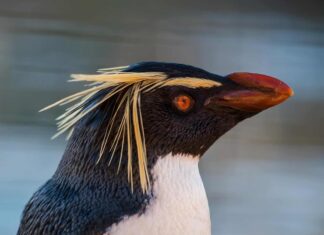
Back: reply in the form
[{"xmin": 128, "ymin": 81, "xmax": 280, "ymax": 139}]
[{"xmin": 51, "ymin": 121, "xmax": 211, "ymax": 234}]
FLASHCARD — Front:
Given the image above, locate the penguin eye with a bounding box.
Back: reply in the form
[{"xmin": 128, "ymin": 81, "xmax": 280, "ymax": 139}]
[{"xmin": 173, "ymin": 94, "xmax": 194, "ymax": 112}]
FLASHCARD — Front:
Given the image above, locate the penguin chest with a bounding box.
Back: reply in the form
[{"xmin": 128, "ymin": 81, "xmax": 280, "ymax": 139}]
[{"xmin": 105, "ymin": 154, "xmax": 211, "ymax": 235}]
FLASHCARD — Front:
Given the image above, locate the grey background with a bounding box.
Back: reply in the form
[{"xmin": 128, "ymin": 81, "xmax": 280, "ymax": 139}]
[{"xmin": 0, "ymin": 0, "xmax": 323, "ymax": 234}]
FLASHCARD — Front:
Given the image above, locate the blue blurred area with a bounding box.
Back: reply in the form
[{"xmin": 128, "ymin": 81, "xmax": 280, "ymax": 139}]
[{"xmin": 0, "ymin": 0, "xmax": 323, "ymax": 234}]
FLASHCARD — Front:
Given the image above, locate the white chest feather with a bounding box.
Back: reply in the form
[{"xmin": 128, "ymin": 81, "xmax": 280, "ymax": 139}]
[{"xmin": 105, "ymin": 154, "xmax": 211, "ymax": 235}]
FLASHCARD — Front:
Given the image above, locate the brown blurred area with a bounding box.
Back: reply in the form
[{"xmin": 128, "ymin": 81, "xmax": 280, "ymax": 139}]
[{"xmin": 0, "ymin": 0, "xmax": 323, "ymax": 234}]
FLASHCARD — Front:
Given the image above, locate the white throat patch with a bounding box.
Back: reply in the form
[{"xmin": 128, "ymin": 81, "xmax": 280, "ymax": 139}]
[{"xmin": 105, "ymin": 154, "xmax": 211, "ymax": 235}]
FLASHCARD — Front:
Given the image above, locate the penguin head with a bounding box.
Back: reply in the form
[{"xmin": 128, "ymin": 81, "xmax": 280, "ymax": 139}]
[
  {"xmin": 43, "ymin": 61, "xmax": 293, "ymax": 192},
  {"xmin": 126, "ymin": 62, "xmax": 293, "ymax": 156}
]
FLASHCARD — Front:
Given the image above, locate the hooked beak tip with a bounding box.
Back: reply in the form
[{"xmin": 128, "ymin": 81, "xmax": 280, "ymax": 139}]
[{"xmin": 286, "ymin": 86, "xmax": 294, "ymax": 97}]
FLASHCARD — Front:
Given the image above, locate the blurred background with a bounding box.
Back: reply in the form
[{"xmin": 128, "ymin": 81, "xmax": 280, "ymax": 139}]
[{"xmin": 0, "ymin": 0, "xmax": 323, "ymax": 234}]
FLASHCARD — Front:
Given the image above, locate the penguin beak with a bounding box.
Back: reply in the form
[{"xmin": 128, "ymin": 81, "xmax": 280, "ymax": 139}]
[{"xmin": 205, "ymin": 72, "xmax": 294, "ymax": 112}]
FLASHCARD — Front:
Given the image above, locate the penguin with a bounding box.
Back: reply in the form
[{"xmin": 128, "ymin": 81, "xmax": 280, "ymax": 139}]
[{"xmin": 17, "ymin": 62, "xmax": 293, "ymax": 235}]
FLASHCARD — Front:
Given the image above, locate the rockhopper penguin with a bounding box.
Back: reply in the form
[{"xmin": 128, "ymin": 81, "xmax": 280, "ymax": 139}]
[{"xmin": 17, "ymin": 62, "xmax": 293, "ymax": 235}]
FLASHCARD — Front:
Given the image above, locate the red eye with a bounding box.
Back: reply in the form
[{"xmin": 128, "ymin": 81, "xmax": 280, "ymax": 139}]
[{"xmin": 173, "ymin": 94, "xmax": 194, "ymax": 112}]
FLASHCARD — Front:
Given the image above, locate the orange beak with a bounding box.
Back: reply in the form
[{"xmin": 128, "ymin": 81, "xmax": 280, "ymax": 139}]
[{"xmin": 206, "ymin": 73, "xmax": 294, "ymax": 112}]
